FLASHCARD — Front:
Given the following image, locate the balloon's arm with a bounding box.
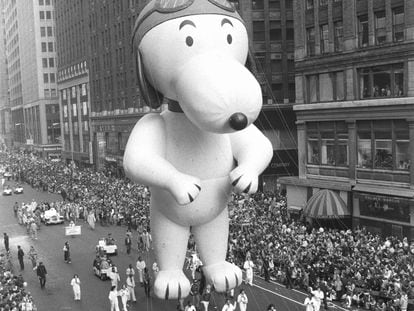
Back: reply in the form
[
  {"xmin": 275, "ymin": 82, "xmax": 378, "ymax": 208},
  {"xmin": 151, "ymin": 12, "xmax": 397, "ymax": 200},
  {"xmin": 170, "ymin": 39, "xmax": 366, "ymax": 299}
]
[
  {"xmin": 229, "ymin": 125, "xmax": 273, "ymax": 194},
  {"xmin": 123, "ymin": 113, "xmax": 201, "ymax": 205},
  {"xmin": 230, "ymin": 124, "xmax": 273, "ymax": 174},
  {"xmin": 123, "ymin": 113, "xmax": 174, "ymax": 190}
]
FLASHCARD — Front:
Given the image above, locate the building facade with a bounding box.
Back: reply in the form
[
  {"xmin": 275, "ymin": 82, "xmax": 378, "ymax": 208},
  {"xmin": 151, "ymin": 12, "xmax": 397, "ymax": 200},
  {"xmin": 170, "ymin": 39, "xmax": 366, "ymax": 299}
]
[
  {"xmin": 0, "ymin": 0, "xmax": 11, "ymax": 149},
  {"xmin": 55, "ymin": 0, "xmax": 91, "ymax": 166},
  {"xmin": 281, "ymin": 0, "xmax": 414, "ymax": 239},
  {"xmin": 3, "ymin": 0, "xmax": 60, "ymax": 157}
]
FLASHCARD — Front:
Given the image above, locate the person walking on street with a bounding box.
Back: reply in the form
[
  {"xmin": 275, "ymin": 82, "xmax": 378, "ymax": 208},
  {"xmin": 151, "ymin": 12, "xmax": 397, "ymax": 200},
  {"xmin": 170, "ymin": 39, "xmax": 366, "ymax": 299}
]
[
  {"xmin": 143, "ymin": 267, "xmax": 151, "ymax": 297},
  {"xmin": 29, "ymin": 221, "xmax": 38, "ymax": 240},
  {"xmin": 63, "ymin": 241, "xmax": 71, "ymax": 263},
  {"xmin": 70, "ymin": 274, "xmax": 81, "ymax": 300},
  {"xmin": 3, "ymin": 233, "xmax": 9, "ymax": 253},
  {"xmin": 17, "ymin": 245, "xmax": 24, "ymax": 270},
  {"xmin": 110, "ymin": 266, "xmax": 121, "ymax": 290},
  {"xmin": 237, "ymin": 289, "xmax": 248, "ymax": 311},
  {"xmin": 136, "ymin": 256, "xmax": 146, "ymax": 286},
  {"xmin": 119, "ymin": 284, "xmax": 129, "ymax": 311},
  {"xmin": 125, "ymin": 233, "xmax": 132, "ymax": 255},
  {"xmin": 28, "ymin": 246, "xmax": 38, "ymax": 268},
  {"xmin": 304, "ymin": 293, "xmax": 314, "ymax": 311},
  {"xmin": 267, "ymin": 304, "xmax": 277, "ymax": 311},
  {"xmin": 126, "ymin": 273, "xmax": 136, "ymax": 303},
  {"xmin": 243, "ymin": 255, "xmax": 254, "ymax": 286},
  {"xmin": 36, "ymin": 262, "xmax": 47, "ymax": 289},
  {"xmin": 108, "ymin": 285, "xmax": 120, "ymax": 311},
  {"xmin": 87, "ymin": 210, "xmax": 96, "ymax": 230}
]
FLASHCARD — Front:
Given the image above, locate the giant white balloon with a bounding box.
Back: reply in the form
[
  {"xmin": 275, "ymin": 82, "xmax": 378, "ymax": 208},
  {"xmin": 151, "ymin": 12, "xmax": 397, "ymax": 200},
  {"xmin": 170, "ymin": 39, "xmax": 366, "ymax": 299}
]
[{"xmin": 125, "ymin": 0, "xmax": 273, "ymax": 300}]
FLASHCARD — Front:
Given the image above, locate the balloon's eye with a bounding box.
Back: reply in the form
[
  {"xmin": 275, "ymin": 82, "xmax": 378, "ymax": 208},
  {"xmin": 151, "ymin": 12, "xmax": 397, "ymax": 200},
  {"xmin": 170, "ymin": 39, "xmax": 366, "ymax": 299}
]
[
  {"xmin": 227, "ymin": 34, "xmax": 232, "ymax": 44},
  {"xmin": 186, "ymin": 36, "xmax": 194, "ymax": 47}
]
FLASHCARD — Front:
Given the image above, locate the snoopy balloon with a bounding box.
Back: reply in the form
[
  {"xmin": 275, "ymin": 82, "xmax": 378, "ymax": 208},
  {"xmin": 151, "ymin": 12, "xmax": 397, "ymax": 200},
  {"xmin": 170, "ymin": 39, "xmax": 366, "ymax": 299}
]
[{"xmin": 125, "ymin": 0, "xmax": 273, "ymax": 300}]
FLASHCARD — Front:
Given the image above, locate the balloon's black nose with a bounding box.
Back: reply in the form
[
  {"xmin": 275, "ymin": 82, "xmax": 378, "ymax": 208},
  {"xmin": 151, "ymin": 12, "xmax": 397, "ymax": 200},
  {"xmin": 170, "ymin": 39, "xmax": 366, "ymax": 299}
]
[{"xmin": 229, "ymin": 112, "xmax": 248, "ymax": 131}]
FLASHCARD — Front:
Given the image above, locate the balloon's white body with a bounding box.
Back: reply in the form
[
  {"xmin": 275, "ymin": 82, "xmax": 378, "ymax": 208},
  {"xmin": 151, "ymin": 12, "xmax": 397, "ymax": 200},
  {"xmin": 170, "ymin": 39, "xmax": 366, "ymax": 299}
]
[{"xmin": 124, "ymin": 13, "xmax": 273, "ymax": 300}]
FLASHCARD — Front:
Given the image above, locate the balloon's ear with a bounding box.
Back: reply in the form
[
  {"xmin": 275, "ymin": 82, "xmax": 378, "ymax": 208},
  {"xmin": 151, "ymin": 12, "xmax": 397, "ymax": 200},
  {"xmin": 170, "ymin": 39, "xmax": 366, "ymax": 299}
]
[{"xmin": 135, "ymin": 50, "xmax": 163, "ymax": 109}]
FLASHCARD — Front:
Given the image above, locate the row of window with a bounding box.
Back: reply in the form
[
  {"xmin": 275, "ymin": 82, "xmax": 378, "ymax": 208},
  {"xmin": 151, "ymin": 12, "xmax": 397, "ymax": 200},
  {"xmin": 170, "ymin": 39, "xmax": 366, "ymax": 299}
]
[
  {"xmin": 41, "ymin": 41, "xmax": 54, "ymax": 53},
  {"xmin": 42, "ymin": 58, "xmax": 55, "ymax": 68},
  {"xmin": 307, "ymin": 120, "xmax": 410, "ymax": 171},
  {"xmin": 43, "ymin": 73, "xmax": 56, "ymax": 84},
  {"xmin": 39, "ymin": 0, "xmax": 52, "ymax": 5},
  {"xmin": 40, "ymin": 26, "xmax": 53, "ymax": 37},
  {"xmin": 306, "ymin": 0, "xmax": 341, "ymax": 9},
  {"xmin": 44, "ymin": 88, "xmax": 57, "ymax": 98},
  {"xmin": 63, "ymin": 102, "xmax": 89, "ymax": 119},
  {"xmin": 62, "ymin": 84, "xmax": 88, "ymax": 101},
  {"xmin": 306, "ymin": 63, "xmax": 404, "ymax": 103},
  {"xmin": 252, "ymin": 0, "xmax": 293, "ymax": 10},
  {"xmin": 306, "ymin": 7, "xmax": 404, "ymax": 56},
  {"xmin": 63, "ymin": 120, "xmax": 89, "ymax": 135},
  {"xmin": 39, "ymin": 11, "xmax": 52, "ymax": 20},
  {"xmin": 252, "ymin": 21, "xmax": 294, "ymax": 42}
]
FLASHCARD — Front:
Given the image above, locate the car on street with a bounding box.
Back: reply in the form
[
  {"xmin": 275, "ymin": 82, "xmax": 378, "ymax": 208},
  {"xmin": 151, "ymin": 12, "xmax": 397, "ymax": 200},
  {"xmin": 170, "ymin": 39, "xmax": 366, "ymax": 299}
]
[
  {"xmin": 42, "ymin": 208, "xmax": 64, "ymax": 225},
  {"xmin": 96, "ymin": 238, "xmax": 118, "ymax": 256},
  {"xmin": 3, "ymin": 171, "xmax": 12, "ymax": 180},
  {"xmin": 2, "ymin": 186, "xmax": 12, "ymax": 196},
  {"xmin": 14, "ymin": 185, "xmax": 23, "ymax": 194}
]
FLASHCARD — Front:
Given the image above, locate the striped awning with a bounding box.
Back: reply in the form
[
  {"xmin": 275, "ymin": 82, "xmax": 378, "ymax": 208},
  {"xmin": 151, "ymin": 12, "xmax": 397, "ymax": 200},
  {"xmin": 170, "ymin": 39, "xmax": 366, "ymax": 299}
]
[{"xmin": 303, "ymin": 189, "xmax": 350, "ymax": 219}]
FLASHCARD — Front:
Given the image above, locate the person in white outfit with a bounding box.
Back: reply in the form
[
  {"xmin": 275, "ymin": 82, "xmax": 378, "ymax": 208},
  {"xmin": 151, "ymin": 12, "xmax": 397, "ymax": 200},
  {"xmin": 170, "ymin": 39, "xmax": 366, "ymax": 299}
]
[
  {"xmin": 303, "ymin": 293, "xmax": 314, "ymax": 311},
  {"xmin": 237, "ymin": 289, "xmax": 248, "ymax": 311},
  {"xmin": 70, "ymin": 274, "xmax": 81, "ymax": 300},
  {"xmin": 243, "ymin": 256, "xmax": 255, "ymax": 286},
  {"xmin": 126, "ymin": 274, "xmax": 136, "ymax": 303},
  {"xmin": 310, "ymin": 287, "xmax": 324, "ymax": 311},
  {"xmin": 109, "ymin": 285, "xmax": 120, "ymax": 311},
  {"xmin": 136, "ymin": 256, "xmax": 146, "ymax": 286},
  {"xmin": 119, "ymin": 284, "xmax": 129, "ymax": 311}
]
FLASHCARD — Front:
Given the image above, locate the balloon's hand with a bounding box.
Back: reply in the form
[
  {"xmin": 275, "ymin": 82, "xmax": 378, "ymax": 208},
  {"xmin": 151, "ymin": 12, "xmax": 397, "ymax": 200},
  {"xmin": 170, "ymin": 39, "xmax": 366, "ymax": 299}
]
[
  {"xmin": 168, "ymin": 173, "xmax": 201, "ymax": 205},
  {"xmin": 230, "ymin": 166, "xmax": 258, "ymax": 194}
]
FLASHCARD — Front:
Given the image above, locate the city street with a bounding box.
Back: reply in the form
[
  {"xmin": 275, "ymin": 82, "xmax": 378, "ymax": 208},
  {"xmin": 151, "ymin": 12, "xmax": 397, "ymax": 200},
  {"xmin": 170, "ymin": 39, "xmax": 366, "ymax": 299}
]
[{"xmin": 0, "ymin": 181, "xmax": 307, "ymax": 311}]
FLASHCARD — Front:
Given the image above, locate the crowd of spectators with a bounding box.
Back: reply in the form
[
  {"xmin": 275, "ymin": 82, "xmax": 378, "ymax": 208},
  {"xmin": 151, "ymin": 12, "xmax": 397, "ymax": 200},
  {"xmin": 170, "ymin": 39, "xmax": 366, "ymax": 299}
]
[
  {"xmin": 0, "ymin": 251, "xmax": 36, "ymax": 311},
  {"xmin": 1, "ymin": 151, "xmax": 414, "ymax": 310}
]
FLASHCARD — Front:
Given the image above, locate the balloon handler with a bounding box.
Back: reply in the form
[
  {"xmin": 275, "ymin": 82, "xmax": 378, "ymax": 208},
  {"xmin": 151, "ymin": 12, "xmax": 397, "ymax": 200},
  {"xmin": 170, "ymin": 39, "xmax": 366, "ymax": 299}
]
[{"xmin": 125, "ymin": 0, "xmax": 273, "ymax": 300}]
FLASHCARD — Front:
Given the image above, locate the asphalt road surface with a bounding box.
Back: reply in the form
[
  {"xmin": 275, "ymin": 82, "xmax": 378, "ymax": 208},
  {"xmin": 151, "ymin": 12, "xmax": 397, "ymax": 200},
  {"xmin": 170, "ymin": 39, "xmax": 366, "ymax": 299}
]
[{"xmin": 0, "ymin": 180, "xmax": 312, "ymax": 311}]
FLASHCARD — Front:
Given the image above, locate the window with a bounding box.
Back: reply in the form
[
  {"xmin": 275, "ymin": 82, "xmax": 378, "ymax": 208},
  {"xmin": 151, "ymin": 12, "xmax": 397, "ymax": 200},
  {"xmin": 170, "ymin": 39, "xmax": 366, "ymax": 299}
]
[
  {"xmin": 270, "ymin": 21, "xmax": 282, "ymax": 41},
  {"xmin": 45, "ymin": 0, "xmax": 50, "ymax": 5},
  {"xmin": 252, "ymin": 0, "xmax": 264, "ymax": 10},
  {"xmin": 357, "ymin": 120, "xmax": 409, "ymax": 170},
  {"xmin": 47, "ymin": 26, "xmax": 52, "ymax": 37},
  {"xmin": 40, "ymin": 27, "xmax": 46, "ymax": 37},
  {"xmin": 39, "ymin": 11, "xmax": 45, "ymax": 19},
  {"xmin": 306, "ymin": 0, "xmax": 313, "ymax": 9},
  {"xmin": 83, "ymin": 120, "xmax": 89, "ymax": 132},
  {"xmin": 269, "ymin": 0, "xmax": 280, "ymax": 9},
  {"xmin": 64, "ymin": 122, "xmax": 69, "ymax": 134},
  {"xmin": 50, "ymin": 73, "xmax": 55, "ymax": 83},
  {"xmin": 82, "ymin": 101, "xmax": 88, "ymax": 115},
  {"xmin": 48, "ymin": 42, "xmax": 53, "ymax": 52},
  {"xmin": 49, "ymin": 58, "xmax": 54, "ymax": 67},
  {"xmin": 81, "ymin": 84, "xmax": 87, "ymax": 96},
  {"xmin": 307, "ymin": 121, "xmax": 349, "ymax": 166},
  {"xmin": 358, "ymin": 15, "xmax": 368, "ymax": 47},
  {"xmin": 320, "ymin": 24, "xmax": 329, "ymax": 54},
  {"xmin": 320, "ymin": 0, "xmax": 327, "ymax": 6},
  {"xmin": 308, "ymin": 74, "xmax": 318, "ymax": 103},
  {"xmin": 74, "ymin": 122, "xmax": 78, "ymax": 135},
  {"xmin": 72, "ymin": 86, "xmax": 76, "ymax": 98},
  {"xmin": 63, "ymin": 105, "xmax": 67, "ymax": 118},
  {"xmin": 39, "ymin": 0, "xmax": 44, "ymax": 4},
  {"xmin": 375, "ymin": 11, "xmax": 386, "ymax": 45},
  {"xmin": 72, "ymin": 103, "xmax": 77, "ymax": 117},
  {"xmin": 41, "ymin": 42, "xmax": 47, "ymax": 52},
  {"xmin": 43, "ymin": 73, "xmax": 49, "ymax": 83},
  {"xmin": 359, "ymin": 63, "xmax": 404, "ymax": 99},
  {"xmin": 271, "ymin": 83, "xmax": 283, "ymax": 102},
  {"xmin": 62, "ymin": 89, "xmax": 66, "ymax": 100},
  {"xmin": 286, "ymin": 28, "xmax": 294, "ymax": 40},
  {"xmin": 253, "ymin": 21, "xmax": 265, "ymax": 41},
  {"xmin": 307, "ymin": 71, "xmax": 344, "ymax": 103},
  {"xmin": 42, "ymin": 58, "xmax": 48, "ymax": 68},
  {"xmin": 306, "ymin": 27, "xmax": 315, "ymax": 56},
  {"xmin": 46, "ymin": 11, "xmax": 51, "ymax": 19},
  {"xmin": 393, "ymin": 7, "xmax": 404, "ymax": 42},
  {"xmin": 334, "ymin": 21, "xmax": 343, "ymax": 52}
]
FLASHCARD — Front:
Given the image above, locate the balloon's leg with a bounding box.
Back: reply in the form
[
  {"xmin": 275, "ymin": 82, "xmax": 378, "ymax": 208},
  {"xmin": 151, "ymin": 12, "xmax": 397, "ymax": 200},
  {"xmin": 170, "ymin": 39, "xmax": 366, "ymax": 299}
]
[
  {"xmin": 193, "ymin": 208, "xmax": 242, "ymax": 292},
  {"xmin": 151, "ymin": 207, "xmax": 191, "ymax": 300}
]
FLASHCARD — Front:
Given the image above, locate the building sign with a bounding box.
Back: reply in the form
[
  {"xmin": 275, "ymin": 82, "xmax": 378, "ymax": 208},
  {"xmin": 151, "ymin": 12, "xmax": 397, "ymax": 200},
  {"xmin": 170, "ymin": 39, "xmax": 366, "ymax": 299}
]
[
  {"xmin": 65, "ymin": 225, "xmax": 81, "ymax": 236},
  {"xmin": 357, "ymin": 193, "xmax": 411, "ymax": 223},
  {"xmin": 263, "ymin": 149, "xmax": 298, "ymax": 176}
]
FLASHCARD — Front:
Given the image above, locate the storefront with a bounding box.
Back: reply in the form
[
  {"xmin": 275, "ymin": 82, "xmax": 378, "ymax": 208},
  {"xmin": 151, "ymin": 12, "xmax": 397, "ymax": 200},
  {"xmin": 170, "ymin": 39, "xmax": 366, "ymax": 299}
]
[{"xmin": 352, "ymin": 186, "xmax": 414, "ymax": 240}]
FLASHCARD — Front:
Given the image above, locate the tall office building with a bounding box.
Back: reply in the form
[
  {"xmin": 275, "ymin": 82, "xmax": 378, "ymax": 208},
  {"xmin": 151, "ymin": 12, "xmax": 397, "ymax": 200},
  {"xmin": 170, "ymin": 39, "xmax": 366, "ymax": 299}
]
[
  {"xmin": 3, "ymin": 0, "xmax": 60, "ymax": 157},
  {"xmin": 55, "ymin": 0, "xmax": 91, "ymax": 166},
  {"xmin": 281, "ymin": 0, "xmax": 414, "ymax": 239},
  {"xmin": 235, "ymin": 0, "xmax": 298, "ymax": 191},
  {"xmin": 0, "ymin": 0, "xmax": 11, "ymax": 149}
]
